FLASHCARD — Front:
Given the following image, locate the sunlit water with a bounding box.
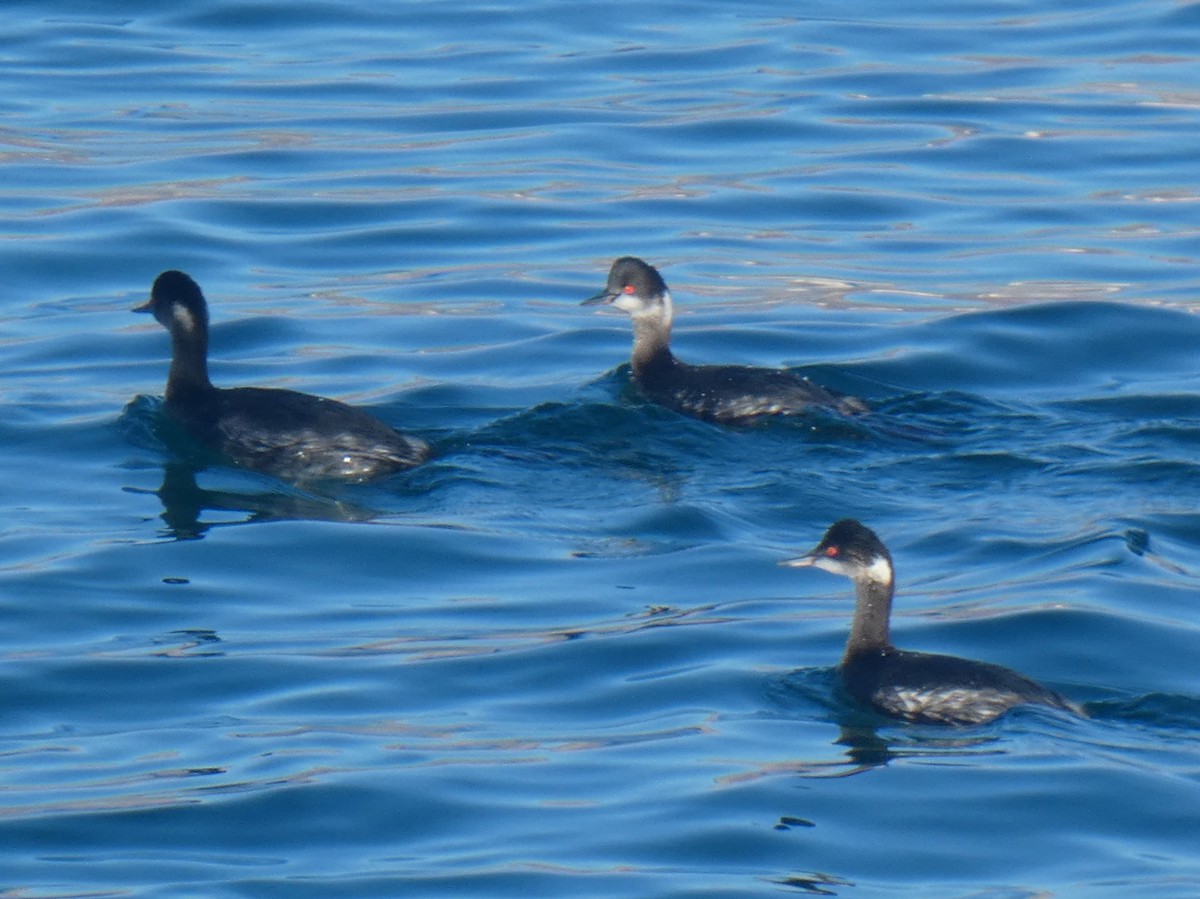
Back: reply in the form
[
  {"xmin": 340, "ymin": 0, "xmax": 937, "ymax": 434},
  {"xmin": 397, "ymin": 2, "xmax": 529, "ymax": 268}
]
[{"xmin": 4, "ymin": 1, "xmax": 1200, "ymax": 896}]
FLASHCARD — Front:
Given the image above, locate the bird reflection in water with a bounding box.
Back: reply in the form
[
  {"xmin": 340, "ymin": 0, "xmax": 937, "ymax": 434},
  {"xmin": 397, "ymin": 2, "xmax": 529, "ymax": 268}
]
[{"xmin": 127, "ymin": 462, "xmax": 378, "ymax": 540}]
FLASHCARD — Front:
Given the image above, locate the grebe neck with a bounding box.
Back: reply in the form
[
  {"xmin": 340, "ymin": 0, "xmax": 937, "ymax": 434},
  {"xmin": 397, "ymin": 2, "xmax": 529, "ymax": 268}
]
[
  {"xmin": 845, "ymin": 564, "xmax": 895, "ymax": 659},
  {"xmin": 629, "ymin": 291, "xmax": 674, "ymax": 376},
  {"xmin": 165, "ymin": 303, "xmax": 214, "ymax": 400}
]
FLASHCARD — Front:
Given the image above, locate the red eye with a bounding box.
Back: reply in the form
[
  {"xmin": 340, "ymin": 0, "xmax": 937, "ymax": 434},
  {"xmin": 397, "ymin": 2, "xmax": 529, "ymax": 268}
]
[
  {"xmin": 622, "ymin": 284, "xmax": 636, "ymax": 294},
  {"xmin": 824, "ymin": 546, "xmax": 839, "ymax": 558}
]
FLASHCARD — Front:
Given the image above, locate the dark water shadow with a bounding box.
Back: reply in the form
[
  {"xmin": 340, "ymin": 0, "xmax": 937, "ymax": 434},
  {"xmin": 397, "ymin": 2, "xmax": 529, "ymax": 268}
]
[
  {"xmin": 763, "ymin": 870, "xmax": 856, "ymax": 896},
  {"xmin": 124, "ymin": 462, "xmax": 380, "ymax": 540},
  {"xmin": 454, "ymin": 395, "xmax": 708, "ymax": 505},
  {"xmin": 1080, "ymin": 692, "xmax": 1200, "ymax": 730}
]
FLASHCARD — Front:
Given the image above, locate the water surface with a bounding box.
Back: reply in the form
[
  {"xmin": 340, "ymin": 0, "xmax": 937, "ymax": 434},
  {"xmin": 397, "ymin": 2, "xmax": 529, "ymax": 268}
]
[{"xmin": 3, "ymin": 1, "xmax": 1200, "ymax": 896}]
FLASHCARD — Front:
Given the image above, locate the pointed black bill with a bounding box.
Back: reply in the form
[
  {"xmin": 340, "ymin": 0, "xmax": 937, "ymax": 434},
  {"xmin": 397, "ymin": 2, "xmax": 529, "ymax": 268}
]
[
  {"xmin": 778, "ymin": 551, "xmax": 817, "ymax": 569},
  {"xmin": 581, "ymin": 289, "xmax": 616, "ymax": 307}
]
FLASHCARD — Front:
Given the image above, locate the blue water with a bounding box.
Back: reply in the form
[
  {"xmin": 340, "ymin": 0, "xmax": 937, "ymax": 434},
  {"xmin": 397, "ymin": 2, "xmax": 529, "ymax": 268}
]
[{"xmin": 4, "ymin": 0, "xmax": 1200, "ymax": 895}]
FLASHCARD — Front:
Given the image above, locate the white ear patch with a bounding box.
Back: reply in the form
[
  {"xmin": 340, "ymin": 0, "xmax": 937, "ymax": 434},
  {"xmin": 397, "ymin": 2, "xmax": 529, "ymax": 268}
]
[
  {"xmin": 864, "ymin": 555, "xmax": 893, "ymax": 584},
  {"xmin": 620, "ymin": 289, "xmax": 673, "ymax": 323},
  {"xmin": 172, "ymin": 304, "xmax": 197, "ymax": 333},
  {"xmin": 659, "ymin": 289, "xmax": 673, "ymax": 321}
]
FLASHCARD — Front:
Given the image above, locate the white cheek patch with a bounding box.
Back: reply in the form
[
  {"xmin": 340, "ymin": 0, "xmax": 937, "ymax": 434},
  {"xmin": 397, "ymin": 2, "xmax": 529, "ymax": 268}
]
[
  {"xmin": 172, "ymin": 304, "xmax": 197, "ymax": 334},
  {"xmin": 809, "ymin": 556, "xmax": 844, "ymax": 575},
  {"xmin": 616, "ymin": 289, "xmax": 673, "ymax": 322},
  {"xmin": 864, "ymin": 555, "xmax": 893, "ymax": 584},
  {"xmin": 613, "ymin": 293, "xmax": 644, "ymax": 313}
]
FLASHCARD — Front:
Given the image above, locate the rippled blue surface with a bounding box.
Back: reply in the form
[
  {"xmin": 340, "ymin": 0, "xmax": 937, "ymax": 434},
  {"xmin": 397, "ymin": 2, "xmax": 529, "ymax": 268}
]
[{"xmin": 4, "ymin": 1, "xmax": 1200, "ymax": 895}]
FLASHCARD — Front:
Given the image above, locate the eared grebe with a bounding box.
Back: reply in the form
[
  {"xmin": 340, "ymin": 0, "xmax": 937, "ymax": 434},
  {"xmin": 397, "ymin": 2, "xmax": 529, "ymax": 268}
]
[
  {"xmin": 135, "ymin": 270, "xmax": 430, "ymax": 483},
  {"xmin": 582, "ymin": 257, "xmax": 867, "ymax": 424},
  {"xmin": 782, "ymin": 519, "xmax": 1076, "ymax": 725}
]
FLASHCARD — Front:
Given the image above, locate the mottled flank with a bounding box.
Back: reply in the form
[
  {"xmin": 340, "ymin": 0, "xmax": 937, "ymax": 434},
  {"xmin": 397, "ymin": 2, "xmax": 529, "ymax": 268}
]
[
  {"xmin": 638, "ymin": 360, "xmax": 869, "ymax": 424},
  {"xmin": 843, "ymin": 648, "xmax": 1079, "ymax": 726},
  {"xmin": 168, "ymin": 385, "xmax": 430, "ymax": 483}
]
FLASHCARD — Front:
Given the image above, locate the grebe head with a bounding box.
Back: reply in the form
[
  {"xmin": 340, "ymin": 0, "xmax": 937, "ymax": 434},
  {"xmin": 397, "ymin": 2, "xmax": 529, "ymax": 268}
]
[
  {"xmin": 781, "ymin": 518, "xmax": 893, "ymax": 585},
  {"xmin": 135, "ymin": 270, "xmax": 209, "ymax": 338},
  {"xmin": 582, "ymin": 256, "xmax": 673, "ymax": 325}
]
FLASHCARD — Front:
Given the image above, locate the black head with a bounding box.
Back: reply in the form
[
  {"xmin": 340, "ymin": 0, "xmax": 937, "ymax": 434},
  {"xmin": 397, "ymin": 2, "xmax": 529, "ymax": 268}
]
[
  {"xmin": 581, "ymin": 256, "xmax": 670, "ymax": 313},
  {"xmin": 781, "ymin": 518, "xmax": 893, "ymax": 583},
  {"xmin": 135, "ymin": 270, "xmax": 209, "ymax": 335}
]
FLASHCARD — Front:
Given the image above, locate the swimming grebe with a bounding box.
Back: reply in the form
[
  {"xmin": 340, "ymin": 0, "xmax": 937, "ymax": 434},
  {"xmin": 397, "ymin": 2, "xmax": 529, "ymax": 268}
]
[
  {"xmin": 782, "ymin": 519, "xmax": 1075, "ymax": 725},
  {"xmin": 582, "ymin": 257, "xmax": 867, "ymax": 424},
  {"xmin": 135, "ymin": 270, "xmax": 429, "ymax": 483}
]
